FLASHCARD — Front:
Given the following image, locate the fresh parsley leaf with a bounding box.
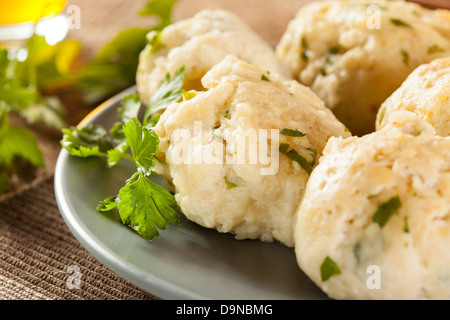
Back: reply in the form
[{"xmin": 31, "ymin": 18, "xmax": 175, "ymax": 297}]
[
  {"xmin": 122, "ymin": 118, "xmax": 159, "ymax": 176},
  {"xmin": 145, "ymin": 114, "xmax": 161, "ymax": 128},
  {"xmin": 147, "ymin": 31, "xmax": 164, "ymax": 53},
  {"xmin": 144, "ymin": 66, "xmax": 185, "ymax": 122},
  {"xmin": 305, "ymin": 147, "xmax": 317, "ymax": 167},
  {"xmin": 61, "ymin": 124, "xmax": 115, "ymax": 157},
  {"xmin": 325, "ymin": 46, "xmax": 340, "ymax": 65},
  {"xmin": 139, "ymin": 0, "xmax": 178, "ymax": 28},
  {"xmin": 97, "ymin": 196, "xmax": 119, "ymax": 212},
  {"xmin": 390, "ymin": 19, "xmax": 412, "ymax": 28},
  {"xmin": 320, "ymin": 256, "xmax": 341, "ymax": 282},
  {"xmin": 0, "ymin": 123, "xmax": 44, "ymax": 168},
  {"xmin": 403, "ymin": 216, "xmax": 409, "ymax": 233},
  {"xmin": 224, "ymin": 176, "xmax": 238, "ymax": 189},
  {"xmin": 353, "ymin": 242, "xmax": 361, "ymax": 263},
  {"xmin": 378, "ymin": 107, "xmax": 386, "ymax": 125},
  {"xmin": 77, "ymin": 0, "xmax": 179, "ymax": 104},
  {"xmin": 182, "ymin": 90, "xmax": 196, "ymax": 101},
  {"xmin": 117, "ymin": 172, "xmax": 179, "ymax": 240},
  {"xmin": 19, "ymin": 96, "xmax": 65, "ymax": 129},
  {"xmin": 343, "ymin": 124, "xmax": 351, "ymax": 134},
  {"xmin": 107, "ymin": 142, "xmax": 130, "ymax": 167},
  {"xmin": 280, "ymin": 128, "xmax": 306, "ymax": 137},
  {"xmin": 301, "ymin": 36, "xmax": 309, "ymax": 62},
  {"xmin": 119, "ymin": 93, "xmax": 142, "ymax": 123},
  {"xmin": 77, "ymin": 28, "xmax": 150, "ymax": 104},
  {"xmin": 372, "ymin": 196, "xmax": 402, "ymax": 228},
  {"xmin": 279, "ymin": 143, "xmax": 313, "ymax": 175},
  {"xmin": 427, "ymin": 44, "xmax": 445, "ymax": 55},
  {"xmin": 401, "ymin": 49, "xmax": 409, "ymax": 66}
]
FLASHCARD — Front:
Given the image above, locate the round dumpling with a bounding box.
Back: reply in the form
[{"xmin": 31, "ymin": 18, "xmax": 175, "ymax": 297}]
[
  {"xmin": 294, "ymin": 111, "xmax": 450, "ymax": 299},
  {"xmin": 153, "ymin": 55, "xmax": 350, "ymax": 247},
  {"xmin": 136, "ymin": 9, "xmax": 292, "ymax": 106},
  {"xmin": 276, "ymin": 0, "xmax": 450, "ymax": 135},
  {"xmin": 377, "ymin": 57, "xmax": 450, "ymax": 137}
]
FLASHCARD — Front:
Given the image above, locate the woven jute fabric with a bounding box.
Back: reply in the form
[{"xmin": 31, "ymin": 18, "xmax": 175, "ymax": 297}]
[{"xmin": 0, "ymin": 176, "xmax": 157, "ymax": 300}]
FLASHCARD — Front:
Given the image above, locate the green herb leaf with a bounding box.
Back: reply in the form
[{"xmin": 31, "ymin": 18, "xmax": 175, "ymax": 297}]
[
  {"xmin": 325, "ymin": 46, "xmax": 340, "ymax": 65},
  {"xmin": 144, "ymin": 66, "xmax": 185, "ymax": 122},
  {"xmin": 117, "ymin": 172, "xmax": 179, "ymax": 240},
  {"xmin": 372, "ymin": 196, "xmax": 402, "ymax": 228},
  {"xmin": 19, "ymin": 97, "xmax": 65, "ymax": 129},
  {"xmin": 261, "ymin": 74, "xmax": 270, "ymax": 81},
  {"xmin": 390, "ymin": 19, "xmax": 413, "ymax": 28},
  {"xmin": 119, "ymin": 93, "xmax": 142, "ymax": 123},
  {"xmin": 123, "ymin": 118, "xmax": 159, "ymax": 177},
  {"xmin": 401, "ymin": 49, "xmax": 409, "ymax": 66},
  {"xmin": 61, "ymin": 124, "xmax": 114, "ymax": 158},
  {"xmin": 427, "ymin": 44, "xmax": 445, "ymax": 55},
  {"xmin": 77, "ymin": 28, "xmax": 150, "ymax": 104},
  {"xmin": 279, "ymin": 143, "xmax": 313, "ymax": 175},
  {"xmin": 0, "ymin": 124, "xmax": 44, "ymax": 168},
  {"xmin": 280, "ymin": 128, "xmax": 306, "ymax": 137},
  {"xmin": 403, "ymin": 216, "xmax": 409, "ymax": 233},
  {"xmin": 107, "ymin": 142, "xmax": 129, "ymax": 167},
  {"xmin": 147, "ymin": 31, "xmax": 164, "ymax": 53},
  {"xmin": 182, "ymin": 90, "xmax": 196, "ymax": 101},
  {"xmin": 378, "ymin": 107, "xmax": 386, "ymax": 125},
  {"xmin": 320, "ymin": 256, "xmax": 341, "ymax": 282},
  {"xmin": 224, "ymin": 176, "xmax": 238, "ymax": 189},
  {"xmin": 139, "ymin": 0, "xmax": 178, "ymax": 28},
  {"xmin": 97, "ymin": 196, "xmax": 119, "ymax": 212},
  {"xmin": 145, "ymin": 114, "xmax": 161, "ymax": 129},
  {"xmin": 301, "ymin": 37, "xmax": 309, "ymax": 62},
  {"xmin": 305, "ymin": 147, "xmax": 317, "ymax": 167}
]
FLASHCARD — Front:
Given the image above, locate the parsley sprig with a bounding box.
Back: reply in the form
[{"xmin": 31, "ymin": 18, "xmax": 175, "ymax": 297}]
[
  {"xmin": 77, "ymin": 0, "xmax": 179, "ymax": 104},
  {"xmin": 61, "ymin": 67, "xmax": 185, "ymax": 240},
  {"xmin": 0, "ymin": 34, "xmax": 73, "ymax": 194}
]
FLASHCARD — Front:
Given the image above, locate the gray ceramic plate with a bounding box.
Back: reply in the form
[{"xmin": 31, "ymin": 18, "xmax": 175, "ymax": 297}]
[{"xmin": 54, "ymin": 86, "xmax": 327, "ymax": 300}]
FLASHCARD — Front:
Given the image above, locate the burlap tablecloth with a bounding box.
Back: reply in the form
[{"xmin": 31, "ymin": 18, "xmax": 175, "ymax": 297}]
[{"xmin": 0, "ymin": 0, "xmax": 445, "ymax": 300}]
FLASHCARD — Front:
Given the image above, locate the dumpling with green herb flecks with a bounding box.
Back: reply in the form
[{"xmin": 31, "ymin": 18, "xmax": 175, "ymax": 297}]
[
  {"xmin": 276, "ymin": 0, "xmax": 450, "ymax": 136},
  {"xmin": 294, "ymin": 111, "xmax": 450, "ymax": 299},
  {"xmin": 376, "ymin": 57, "xmax": 450, "ymax": 137},
  {"xmin": 136, "ymin": 9, "xmax": 291, "ymax": 107},
  {"xmin": 153, "ymin": 55, "xmax": 350, "ymax": 247}
]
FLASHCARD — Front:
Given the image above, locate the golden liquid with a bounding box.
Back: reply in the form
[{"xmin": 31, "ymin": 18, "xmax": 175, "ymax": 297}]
[{"xmin": 0, "ymin": 0, "xmax": 67, "ymax": 24}]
